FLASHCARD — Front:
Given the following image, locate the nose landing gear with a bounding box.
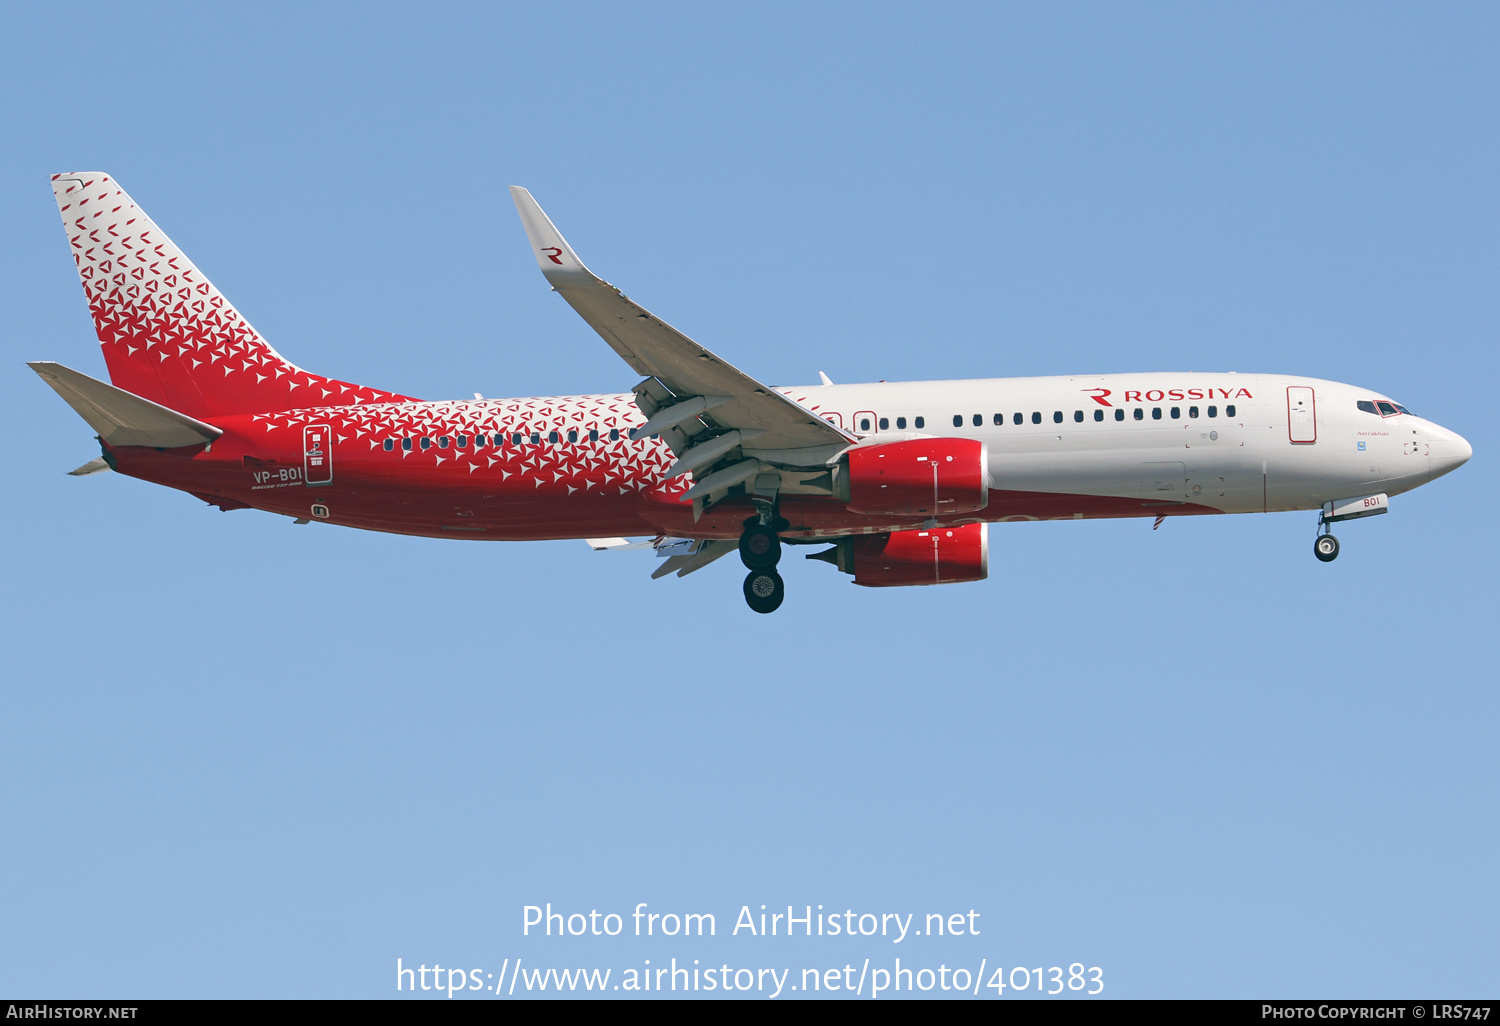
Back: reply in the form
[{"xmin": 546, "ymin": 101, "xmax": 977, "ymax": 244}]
[
  {"xmin": 1312, "ymin": 493, "xmax": 1389, "ymax": 562},
  {"xmin": 1314, "ymin": 508, "xmax": 1340, "ymax": 562}
]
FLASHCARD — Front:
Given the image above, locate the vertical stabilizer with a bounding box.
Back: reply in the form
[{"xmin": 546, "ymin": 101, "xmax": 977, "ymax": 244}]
[{"xmin": 49, "ymin": 173, "xmax": 415, "ymax": 418}]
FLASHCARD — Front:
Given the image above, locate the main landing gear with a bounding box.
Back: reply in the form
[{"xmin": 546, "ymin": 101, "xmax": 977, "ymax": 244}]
[
  {"xmin": 743, "ymin": 568, "xmax": 785, "ymax": 614},
  {"xmin": 740, "ymin": 516, "xmax": 788, "ymax": 614}
]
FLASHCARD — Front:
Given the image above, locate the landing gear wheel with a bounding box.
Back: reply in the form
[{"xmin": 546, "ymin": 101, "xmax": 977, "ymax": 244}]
[
  {"xmin": 739, "ymin": 525, "xmax": 782, "ymax": 569},
  {"xmin": 1314, "ymin": 534, "xmax": 1340, "ymax": 562},
  {"xmin": 743, "ymin": 570, "xmax": 785, "ymax": 614}
]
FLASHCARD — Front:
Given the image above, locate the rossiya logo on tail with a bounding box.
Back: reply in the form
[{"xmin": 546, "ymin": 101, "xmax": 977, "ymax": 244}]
[{"xmin": 1082, "ymin": 387, "xmax": 1254, "ymax": 407}]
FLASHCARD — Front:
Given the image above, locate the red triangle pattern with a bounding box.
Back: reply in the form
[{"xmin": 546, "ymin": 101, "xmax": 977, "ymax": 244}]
[
  {"xmin": 51, "ymin": 173, "xmax": 417, "ymax": 420},
  {"xmin": 253, "ymin": 392, "xmax": 689, "ymax": 500}
]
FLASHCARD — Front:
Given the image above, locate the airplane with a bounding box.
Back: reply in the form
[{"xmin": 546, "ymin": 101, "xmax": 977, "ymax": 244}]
[{"xmin": 33, "ymin": 173, "xmax": 1472, "ymax": 613}]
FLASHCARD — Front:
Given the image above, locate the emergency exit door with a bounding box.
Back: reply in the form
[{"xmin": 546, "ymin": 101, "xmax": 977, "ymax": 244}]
[
  {"xmin": 1287, "ymin": 387, "xmax": 1317, "ymax": 444},
  {"xmin": 303, "ymin": 424, "xmax": 333, "ymax": 485}
]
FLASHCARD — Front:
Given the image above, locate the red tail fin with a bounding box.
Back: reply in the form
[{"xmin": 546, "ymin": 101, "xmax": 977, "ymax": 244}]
[{"xmin": 50, "ymin": 173, "xmax": 416, "ymax": 418}]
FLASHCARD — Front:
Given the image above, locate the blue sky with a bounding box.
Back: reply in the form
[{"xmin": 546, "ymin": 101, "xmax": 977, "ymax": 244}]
[{"xmin": 1, "ymin": 2, "xmax": 1495, "ymax": 999}]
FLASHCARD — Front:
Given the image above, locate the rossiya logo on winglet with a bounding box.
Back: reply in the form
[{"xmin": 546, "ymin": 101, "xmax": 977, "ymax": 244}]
[{"xmin": 542, "ymin": 247, "xmax": 564, "ymax": 265}]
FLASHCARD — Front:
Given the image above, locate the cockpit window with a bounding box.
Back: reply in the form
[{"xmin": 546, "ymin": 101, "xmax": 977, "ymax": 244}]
[
  {"xmin": 1376, "ymin": 401, "xmax": 1400, "ymax": 417},
  {"xmin": 1393, "ymin": 403, "xmax": 1413, "ymax": 415},
  {"xmin": 1357, "ymin": 401, "xmax": 1379, "ymax": 415}
]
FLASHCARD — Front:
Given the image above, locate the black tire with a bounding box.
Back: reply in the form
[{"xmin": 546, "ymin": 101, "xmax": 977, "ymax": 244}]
[
  {"xmin": 739, "ymin": 525, "xmax": 782, "ymax": 569},
  {"xmin": 743, "ymin": 570, "xmax": 785, "ymax": 614},
  {"xmin": 1314, "ymin": 534, "xmax": 1340, "ymax": 562}
]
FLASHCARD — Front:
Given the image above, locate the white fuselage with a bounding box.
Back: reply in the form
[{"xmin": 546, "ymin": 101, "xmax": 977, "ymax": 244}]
[{"xmin": 786, "ymin": 373, "xmax": 1470, "ymax": 517}]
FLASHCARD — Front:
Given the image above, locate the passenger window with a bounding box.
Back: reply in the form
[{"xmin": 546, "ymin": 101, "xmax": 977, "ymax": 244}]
[
  {"xmin": 1376, "ymin": 401, "xmax": 1399, "ymax": 417},
  {"xmin": 861, "ymin": 417, "xmax": 873, "ymax": 431},
  {"xmin": 420, "ymin": 437, "xmax": 432, "ymax": 449},
  {"xmin": 512, "ymin": 432, "xmax": 522, "ymax": 445},
  {"xmin": 548, "ymin": 430, "xmax": 560, "ymax": 443},
  {"xmin": 1031, "ymin": 412, "xmax": 1041, "ymax": 424},
  {"xmin": 1133, "ymin": 408, "xmax": 1143, "ymax": 421},
  {"xmin": 1073, "ymin": 410, "xmax": 1083, "ymax": 423},
  {"xmin": 915, "ymin": 416, "xmax": 925, "ymax": 429},
  {"xmin": 457, "ymin": 435, "xmax": 469, "ymax": 448},
  {"xmin": 993, "ymin": 413, "xmax": 1004, "ymax": 426},
  {"xmin": 1013, "ymin": 412, "xmax": 1023, "ymax": 425},
  {"xmin": 402, "ymin": 437, "xmax": 412, "ymax": 450},
  {"xmin": 896, "ymin": 417, "xmax": 907, "ymax": 429},
  {"xmin": 567, "ymin": 429, "xmax": 578, "ymax": 443},
  {"xmin": 1094, "ymin": 409, "xmax": 1104, "ymax": 422},
  {"xmin": 1207, "ymin": 406, "xmax": 1217, "ymax": 418},
  {"xmin": 1226, "ymin": 405, "xmax": 1236, "ymax": 418},
  {"xmin": 610, "ymin": 428, "xmax": 620, "ymax": 441},
  {"xmin": 1170, "ymin": 408, "xmax": 1180, "ymax": 420},
  {"xmin": 1188, "ymin": 406, "xmax": 1198, "ymax": 419},
  {"xmin": 439, "ymin": 436, "xmax": 451, "ymax": 448},
  {"xmin": 1114, "ymin": 409, "xmax": 1124, "ymax": 421},
  {"xmin": 952, "ymin": 414, "xmax": 962, "ymax": 428},
  {"xmin": 383, "ymin": 438, "xmax": 394, "ymax": 451},
  {"xmin": 972, "ymin": 414, "xmax": 982, "ymax": 427},
  {"xmin": 589, "ymin": 428, "xmax": 599, "ymax": 442},
  {"xmin": 531, "ymin": 432, "xmax": 541, "ymax": 444},
  {"xmin": 879, "ymin": 417, "xmax": 889, "ymax": 430},
  {"xmin": 1053, "ymin": 411, "xmax": 1063, "ymax": 423},
  {"xmin": 1151, "ymin": 408, "xmax": 1162, "ymax": 420}
]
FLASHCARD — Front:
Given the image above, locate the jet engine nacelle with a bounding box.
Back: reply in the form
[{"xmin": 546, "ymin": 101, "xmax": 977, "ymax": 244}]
[
  {"xmin": 840, "ymin": 438, "xmax": 988, "ymax": 516},
  {"xmin": 810, "ymin": 522, "xmax": 989, "ymax": 588}
]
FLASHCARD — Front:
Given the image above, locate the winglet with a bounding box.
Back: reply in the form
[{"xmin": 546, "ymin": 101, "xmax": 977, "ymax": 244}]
[{"xmin": 509, "ymin": 187, "xmax": 597, "ymax": 287}]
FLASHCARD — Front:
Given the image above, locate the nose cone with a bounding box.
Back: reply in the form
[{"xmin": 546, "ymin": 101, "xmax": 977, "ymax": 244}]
[{"xmin": 1429, "ymin": 427, "xmax": 1472, "ymax": 481}]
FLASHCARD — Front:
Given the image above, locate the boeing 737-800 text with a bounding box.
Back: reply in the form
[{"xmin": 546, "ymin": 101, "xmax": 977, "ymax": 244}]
[{"xmin": 33, "ymin": 174, "xmax": 1472, "ymax": 612}]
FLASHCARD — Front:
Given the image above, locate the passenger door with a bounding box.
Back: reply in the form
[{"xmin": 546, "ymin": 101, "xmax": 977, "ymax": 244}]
[{"xmin": 1287, "ymin": 386, "xmax": 1317, "ymax": 444}]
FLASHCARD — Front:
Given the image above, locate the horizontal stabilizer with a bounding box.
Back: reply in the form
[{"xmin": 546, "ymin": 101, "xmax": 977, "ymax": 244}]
[
  {"xmin": 68, "ymin": 457, "xmax": 111, "ymax": 476},
  {"xmin": 29, "ymin": 361, "xmax": 223, "ymax": 448},
  {"xmin": 586, "ymin": 537, "xmax": 654, "ymax": 551},
  {"xmin": 651, "ymin": 539, "xmax": 736, "ymax": 579}
]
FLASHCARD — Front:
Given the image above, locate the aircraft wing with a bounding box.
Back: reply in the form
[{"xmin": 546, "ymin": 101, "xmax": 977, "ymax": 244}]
[{"xmin": 509, "ymin": 188, "xmax": 854, "ymax": 473}]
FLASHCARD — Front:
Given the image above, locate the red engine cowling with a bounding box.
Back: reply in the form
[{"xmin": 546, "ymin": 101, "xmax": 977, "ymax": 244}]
[
  {"xmin": 843, "ymin": 437, "xmax": 988, "ymax": 516},
  {"xmin": 812, "ymin": 523, "xmax": 989, "ymax": 588}
]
